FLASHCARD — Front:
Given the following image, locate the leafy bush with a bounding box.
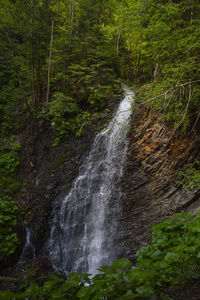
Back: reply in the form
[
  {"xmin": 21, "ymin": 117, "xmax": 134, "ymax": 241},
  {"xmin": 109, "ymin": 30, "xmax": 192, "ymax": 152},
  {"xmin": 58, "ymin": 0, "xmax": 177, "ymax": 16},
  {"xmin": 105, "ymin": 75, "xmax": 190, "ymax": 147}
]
[
  {"xmin": 48, "ymin": 93, "xmax": 79, "ymax": 117},
  {"xmin": 0, "ymin": 152, "xmax": 20, "ymax": 194},
  {"xmin": 75, "ymin": 111, "xmax": 92, "ymax": 137},
  {"xmin": 0, "ymin": 137, "xmax": 20, "ymax": 260},
  {"xmin": 0, "ymin": 138, "xmax": 20, "ymax": 194},
  {"xmin": 0, "ymin": 196, "xmax": 19, "ymax": 260},
  {"xmin": 178, "ymin": 160, "xmax": 200, "ymax": 189},
  {"xmin": 136, "ymin": 212, "xmax": 200, "ymax": 289},
  {"xmin": 88, "ymin": 86, "xmax": 112, "ymax": 109},
  {"xmin": 47, "ymin": 93, "xmax": 80, "ymax": 146},
  {"xmin": 2, "ymin": 212, "xmax": 200, "ymax": 299},
  {"xmin": 47, "ymin": 87, "xmax": 116, "ymax": 145}
]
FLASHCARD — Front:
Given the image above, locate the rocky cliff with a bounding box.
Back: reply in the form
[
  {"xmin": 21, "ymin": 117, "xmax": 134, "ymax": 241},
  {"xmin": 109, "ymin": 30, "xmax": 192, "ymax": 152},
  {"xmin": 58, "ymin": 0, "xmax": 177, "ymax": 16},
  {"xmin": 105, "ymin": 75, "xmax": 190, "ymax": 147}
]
[{"xmin": 119, "ymin": 106, "xmax": 200, "ymax": 262}]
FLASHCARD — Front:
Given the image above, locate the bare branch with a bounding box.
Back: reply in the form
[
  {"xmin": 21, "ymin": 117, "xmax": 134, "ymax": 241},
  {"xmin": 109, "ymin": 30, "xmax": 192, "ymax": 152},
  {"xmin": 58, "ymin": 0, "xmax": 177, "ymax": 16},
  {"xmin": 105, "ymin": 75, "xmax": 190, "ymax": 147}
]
[
  {"xmin": 184, "ymin": 40, "xmax": 200, "ymax": 54},
  {"xmin": 138, "ymin": 80, "xmax": 200, "ymax": 105},
  {"xmin": 188, "ymin": 111, "xmax": 200, "ymax": 137},
  {"xmin": 173, "ymin": 84, "xmax": 193, "ymax": 133}
]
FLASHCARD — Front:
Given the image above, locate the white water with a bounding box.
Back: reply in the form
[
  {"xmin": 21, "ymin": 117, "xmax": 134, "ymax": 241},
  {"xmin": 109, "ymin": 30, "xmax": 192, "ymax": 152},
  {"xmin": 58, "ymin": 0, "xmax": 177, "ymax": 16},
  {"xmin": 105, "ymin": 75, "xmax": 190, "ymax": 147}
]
[
  {"xmin": 18, "ymin": 227, "xmax": 36, "ymax": 265},
  {"xmin": 48, "ymin": 86, "xmax": 134, "ymax": 275}
]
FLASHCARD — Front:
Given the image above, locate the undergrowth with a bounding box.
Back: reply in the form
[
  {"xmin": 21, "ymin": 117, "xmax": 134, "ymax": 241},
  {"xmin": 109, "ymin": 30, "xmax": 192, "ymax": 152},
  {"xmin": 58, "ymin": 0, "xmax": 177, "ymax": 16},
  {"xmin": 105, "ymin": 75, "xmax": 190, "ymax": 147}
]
[{"xmin": 1, "ymin": 212, "xmax": 200, "ymax": 299}]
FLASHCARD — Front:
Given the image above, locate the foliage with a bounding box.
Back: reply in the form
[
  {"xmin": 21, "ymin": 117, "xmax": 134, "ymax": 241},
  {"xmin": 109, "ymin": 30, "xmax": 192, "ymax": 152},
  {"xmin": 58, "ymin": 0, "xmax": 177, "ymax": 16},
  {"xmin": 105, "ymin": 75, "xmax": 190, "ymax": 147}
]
[
  {"xmin": 0, "ymin": 0, "xmax": 200, "ymax": 133},
  {"xmin": 0, "ymin": 196, "xmax": 19, "ymax": 260},
  {"xmin": 2, "ymin": 212, "xmax": 200, "ymax": 299},
  {"xmin": 0, "ymin": 0, "xmax": 120, "ymax": 145},
  {"xmin": 0, "ymin": 137, "xmax": 21, "ymax": 194},
  {"xmin": 136, "ymin": 0, "xmax": 200, "ymax": 131},
  {"xmin": 0, "ymin": 137, "xmax": 20, "ymax": 260},
  {"xmin": 104, "ymin": 0, "xmax": 200, "ymax": 131},
  {"xmin": 136, "ymin": 212, "xmax": 200, "ymax": 289},
  {"xmin": 178, "ymin": 160, "xmax": 200, "ymax": 189},
  {"xmin": 46, "ymin": 93, "xmax": 79, "ymax": 146},
  {"xmin": 138, "ymin": 79, "xmax": 200, "ymax": 132},
  {"xmin": 46, "ymin": 87, "xmax": 115, "ymax": 146},
  {"xmin": 88, "ymin": 85, "xmax": 113, "ymax": 109},
  {"xmin": 1, "ymin": 0, "xmax": 199, "ymax": 137}
]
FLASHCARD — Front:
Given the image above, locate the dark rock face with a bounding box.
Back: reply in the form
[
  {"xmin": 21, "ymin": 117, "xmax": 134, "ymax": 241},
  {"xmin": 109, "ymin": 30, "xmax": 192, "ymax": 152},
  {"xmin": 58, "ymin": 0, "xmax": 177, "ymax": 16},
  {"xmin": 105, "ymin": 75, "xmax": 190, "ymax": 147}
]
[{"xmin": 119, "ymin": 107, "xmax": 200, "ymax": 262}]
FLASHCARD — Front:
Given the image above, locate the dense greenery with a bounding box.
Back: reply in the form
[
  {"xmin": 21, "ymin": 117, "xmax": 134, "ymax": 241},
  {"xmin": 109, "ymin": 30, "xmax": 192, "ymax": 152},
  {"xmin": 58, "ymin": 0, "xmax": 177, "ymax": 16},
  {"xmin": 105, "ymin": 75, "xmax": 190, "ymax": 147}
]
[
  {"xmin": 1, "ymin": 0, "xmax": 200, "ymax": 136},
  {"xmin": 0, "ymin": 197, "xmax": 19, "ymax": 261},
  {"xmin": 178, "ymin": 160, "xmax": 200, "ymax": 189},
  {"xmin": 1, "ymin": 212, "xmax": 200, "ymax": 299},
  {"xmin": 0, "ymin": 138, "xmax": 20, "ymax": 260}
]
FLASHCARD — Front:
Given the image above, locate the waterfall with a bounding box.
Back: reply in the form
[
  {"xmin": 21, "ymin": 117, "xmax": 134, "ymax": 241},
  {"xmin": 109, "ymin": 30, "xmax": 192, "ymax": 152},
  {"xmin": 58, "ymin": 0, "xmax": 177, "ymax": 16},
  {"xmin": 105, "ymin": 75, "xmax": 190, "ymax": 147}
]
[
  {"xmin": 48, "ymin": 85, "xmax": 134, "ymax": 275},
  {"xmin": 18, "ymin": 227, "xmax": 36, "ymax": 265}
]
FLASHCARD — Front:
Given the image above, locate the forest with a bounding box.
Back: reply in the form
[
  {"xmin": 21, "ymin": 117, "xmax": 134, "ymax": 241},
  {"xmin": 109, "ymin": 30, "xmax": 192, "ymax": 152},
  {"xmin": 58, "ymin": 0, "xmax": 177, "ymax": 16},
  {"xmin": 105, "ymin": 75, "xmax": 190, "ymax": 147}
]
[{"xmin": 1, "ymin": 0, "xmax": 200, "ymax": 299}]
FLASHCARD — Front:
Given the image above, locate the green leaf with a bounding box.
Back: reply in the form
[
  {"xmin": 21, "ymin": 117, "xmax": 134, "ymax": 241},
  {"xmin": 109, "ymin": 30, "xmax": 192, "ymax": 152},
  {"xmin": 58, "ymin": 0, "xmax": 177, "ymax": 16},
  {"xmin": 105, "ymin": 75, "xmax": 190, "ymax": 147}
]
[
  {"xmin": 135, "ymin": 285, "xmax": 155, "ymax": 297},
  {"xmin": 97, "ymin": 265, "xmax": 112, "ymax": 274},
  {"xmin": 126, "ymin": 269, "xmax": 155, "ymax": 282},
  {"xmin": 0, "ymin": 291, "xmax": 15, "ymax": 300},
  {"xmin": 112, "ymin": 258, "xmax": 132, "ymax": 269},
  {"xmin": 164, "ymin": 252, "xmax": 179, "ymax": 263},
  {"xmin": 161, "ymin": 293, "xmax": 174, "ymax": 300},
  {"xmin": 77, "ymin": 285, "xmax": 95, "ymax": 299},
  {"xmin": 124, "ymin": 289, "xmax": 139, "ymax": 299}
]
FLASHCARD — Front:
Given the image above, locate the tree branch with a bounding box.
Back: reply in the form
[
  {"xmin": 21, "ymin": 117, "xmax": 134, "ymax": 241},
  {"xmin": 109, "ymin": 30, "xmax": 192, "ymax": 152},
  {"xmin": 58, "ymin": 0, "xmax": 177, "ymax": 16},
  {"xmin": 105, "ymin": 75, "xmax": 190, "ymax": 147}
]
[
  {"xmin": 184, "ymin": 40, "xmax": 200, "ymax": 54},
  {"xmin": 0, "ymin": 276, "xmax": 22, "ymax": 283},
  {"xmin": 188, "ymin": 111, "xmax": 200, "ymax": 137},
  {"xmin": 139, "ymin": 80, "xmax": 200, "ymax": 105}
]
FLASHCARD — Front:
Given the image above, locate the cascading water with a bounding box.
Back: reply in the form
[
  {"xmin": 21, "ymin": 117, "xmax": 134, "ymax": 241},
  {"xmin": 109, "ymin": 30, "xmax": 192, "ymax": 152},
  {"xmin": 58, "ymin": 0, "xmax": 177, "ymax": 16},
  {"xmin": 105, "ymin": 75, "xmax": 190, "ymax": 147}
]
[
  {"xmin": 18, "ymin": 227, "xmax": 36, "ymax": 265},
  {"xmin": 48, "ymin": 85, "xmax": 134, "ymax": 275}
]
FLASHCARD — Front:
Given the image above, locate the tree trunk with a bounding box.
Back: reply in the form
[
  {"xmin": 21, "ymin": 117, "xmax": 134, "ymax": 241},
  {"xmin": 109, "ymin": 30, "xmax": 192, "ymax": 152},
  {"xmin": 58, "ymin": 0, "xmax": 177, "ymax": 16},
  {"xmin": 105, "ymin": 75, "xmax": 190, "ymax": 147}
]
[
  {"xmin": 136, "ymin": 42, "xmax": 141, "ymax": 82},
  {"xmin": 153, "ymin": 54, "xmax": 159, "ymax": 81},
  {"xmin": 31, "ymin": 63, "xmax": 36, "ymax": 108},
  {"xmin": 0, "ymin": 276, "xmax": 22, "ymax": 283},
  {"xmin": 69, "ymin": 1, "xmax": 75, "ymax": 44},
  {"xmin": 46, "ymin": 20, "xmax": 54, "ymax": 110},
  {"xmin": 117, "ymin": 30, "xmax": 120, "ymax": 53}
]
